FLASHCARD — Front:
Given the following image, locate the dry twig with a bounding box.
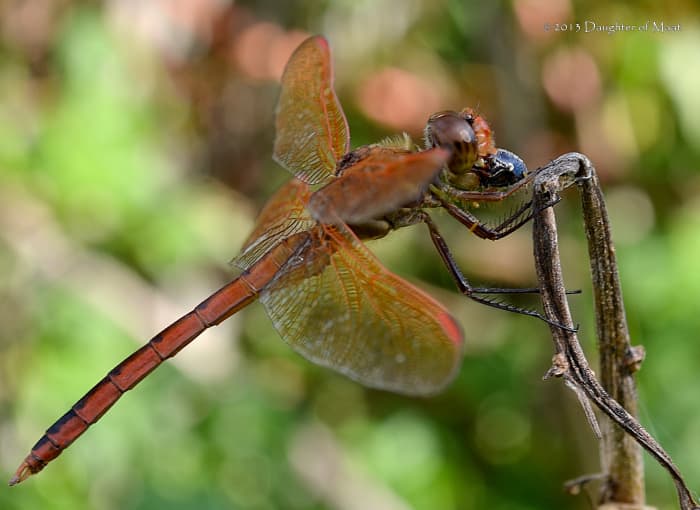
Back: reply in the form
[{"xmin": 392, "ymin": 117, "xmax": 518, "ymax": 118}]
[{"xmin": 531, "ymin": 153, "xmax": 698, "ymax": 510}]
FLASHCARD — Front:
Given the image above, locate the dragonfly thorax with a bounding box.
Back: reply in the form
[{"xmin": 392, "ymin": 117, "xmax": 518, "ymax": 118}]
[{"xmin": 334, "ymin": 145, "xmax": 372, "ymax": 176}]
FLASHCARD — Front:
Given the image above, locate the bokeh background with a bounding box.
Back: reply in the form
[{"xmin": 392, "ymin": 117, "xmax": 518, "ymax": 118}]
[{"xmin": 1, "ymin": 1, "xmax": 699, "ymax": 509}]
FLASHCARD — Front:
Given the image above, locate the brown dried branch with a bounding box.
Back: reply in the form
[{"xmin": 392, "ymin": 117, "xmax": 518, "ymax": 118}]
[
  {"xmin": 531, "ymin": 153, "xmax": 698, "ymax": 510},
  {"xmin": 578, "ymin": 162, "xmax": 645, "ymax": 505}
]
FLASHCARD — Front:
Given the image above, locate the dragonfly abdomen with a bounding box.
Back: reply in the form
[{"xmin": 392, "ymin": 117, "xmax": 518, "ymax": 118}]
[
  {"xmin": 9, "ymin": 240, "xmax": 300, "ymax": 485},
  {"xmin": 10, "ymin": 308, "xmax": 216, "ymax": 484}
]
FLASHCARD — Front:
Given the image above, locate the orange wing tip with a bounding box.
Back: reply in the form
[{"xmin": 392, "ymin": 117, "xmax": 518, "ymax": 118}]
[
  {"xmin": 437, "ymin": 310, "xmax": 464, "ymax": 346},
  {"xmin": 311, "ymin": 34, "xmax": 329, "ymax": 49},
  {"xmin": 8, "ymin": 461, "xmax": 32, "ymax": 486}
]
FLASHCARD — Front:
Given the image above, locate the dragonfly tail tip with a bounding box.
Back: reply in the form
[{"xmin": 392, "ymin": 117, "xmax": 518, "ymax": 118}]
[{"xmin": 8, "ymin": 461, "xmax": 32, "ymax": 486}]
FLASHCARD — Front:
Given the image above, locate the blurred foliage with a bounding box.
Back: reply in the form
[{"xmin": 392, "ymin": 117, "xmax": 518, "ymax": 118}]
[{"xmin": 1, "ymin": 1, "xmax": 699, "ymax": 509}]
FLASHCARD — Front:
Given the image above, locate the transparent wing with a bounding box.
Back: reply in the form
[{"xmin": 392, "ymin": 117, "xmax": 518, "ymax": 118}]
[
  {"xmin": 273, "ymin": 35, "xmax": 349, "ymax": 185},
  {"xmin": 233, "ymin": 179, "xmax": 316, "ymax": 270},
  {"xmin": 259, "ymin": 222, "xmax": 464, "ymax": 396}
]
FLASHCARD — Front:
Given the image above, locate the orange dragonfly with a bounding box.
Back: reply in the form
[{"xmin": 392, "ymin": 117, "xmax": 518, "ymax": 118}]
[{"xmin": 11, "ymin": 35, "xmax": 534, "ymax": 485}]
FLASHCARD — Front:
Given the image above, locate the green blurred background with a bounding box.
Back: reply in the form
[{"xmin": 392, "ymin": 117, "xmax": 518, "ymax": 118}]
[{"xmin": 1, "ymin": 1, "xmax": 699, "ymax": 509}]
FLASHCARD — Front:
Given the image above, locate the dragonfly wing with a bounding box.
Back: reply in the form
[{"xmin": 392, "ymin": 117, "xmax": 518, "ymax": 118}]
[
  {"xmin": 309, "ymin": 146, "xmax": 449, "ymax": 225},
  {"xmin": 259, "ymin": 222, "xmax": 464, "ymax": 396},
  {"xmin": 233, "ymin": 179, "xmax": 316, "ymax": 270},
  {"xmin": 273, "ymin": 35, "xmax": 349, "ymax": 185}
]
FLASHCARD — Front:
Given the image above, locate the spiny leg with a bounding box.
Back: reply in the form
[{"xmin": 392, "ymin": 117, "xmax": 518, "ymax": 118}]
[
  {"xmin": 494, "ymin": 195, "xmax": 564, "ymax": 233},
  {"xmin": 438, "ymin": 197, "xmax": 579, "ymax": 295},
  {"xmin": 420, "ymin": 212, "xmax": 577, "ymax": 331},
  {"xmin": 431, "ymin": 168, "xmax": 555, "ymax": 240},
  {"xmin": 438, "ymin": 192, "xmax": 562, "ymax": 241},
  {"xmin": 440, "ymin": 201, "xmax": 531, "ymax": 240}
]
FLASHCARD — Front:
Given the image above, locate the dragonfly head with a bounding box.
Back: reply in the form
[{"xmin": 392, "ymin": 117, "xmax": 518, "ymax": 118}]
[{"xmin": 425, "ymin": 110, "xmax": 527, "ymax": 190}]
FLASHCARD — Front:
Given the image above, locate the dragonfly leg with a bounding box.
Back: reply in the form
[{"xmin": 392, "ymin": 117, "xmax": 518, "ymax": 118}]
[
  {"xmin": 438, "ymin": 191, "xmax": 562, "ymax": 241},
  {"xmin": 420, "ymin": 213, "xmax": 577, "ymax": 332},
  {"xmin": 437, "ymin": 169, "xmax": 535, "ymax": 203},
  {"xmin": 440, "ymin": 201, "xmax": 529, "ymax": 240}
]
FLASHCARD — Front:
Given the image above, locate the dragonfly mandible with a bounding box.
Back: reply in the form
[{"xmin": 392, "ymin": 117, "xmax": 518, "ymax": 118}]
[{"xmin": 11, "ymin": 35, "xmax": 534, "ymax": 485}]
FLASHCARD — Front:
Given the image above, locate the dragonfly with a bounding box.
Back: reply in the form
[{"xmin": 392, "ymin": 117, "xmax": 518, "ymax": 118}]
[{"xmin": 11, "ymin": 35, "xmax": 537, "ymax": 485}]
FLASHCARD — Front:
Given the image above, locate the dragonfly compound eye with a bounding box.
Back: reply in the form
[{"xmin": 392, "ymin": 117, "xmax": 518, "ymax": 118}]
[{"xmin": 424, "ymin": 111, "xmax": 478, "ymax": 175}]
